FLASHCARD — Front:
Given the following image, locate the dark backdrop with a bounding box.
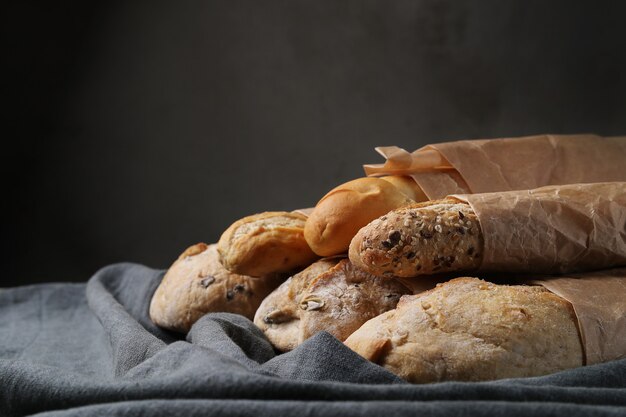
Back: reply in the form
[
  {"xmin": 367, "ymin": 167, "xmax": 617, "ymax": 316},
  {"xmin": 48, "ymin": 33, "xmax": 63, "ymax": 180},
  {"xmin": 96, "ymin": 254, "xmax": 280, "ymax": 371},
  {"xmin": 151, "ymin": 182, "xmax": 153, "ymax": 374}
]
[{"xmin": 4, "ymin": 1, "xmax": 626, "ymax": 286}]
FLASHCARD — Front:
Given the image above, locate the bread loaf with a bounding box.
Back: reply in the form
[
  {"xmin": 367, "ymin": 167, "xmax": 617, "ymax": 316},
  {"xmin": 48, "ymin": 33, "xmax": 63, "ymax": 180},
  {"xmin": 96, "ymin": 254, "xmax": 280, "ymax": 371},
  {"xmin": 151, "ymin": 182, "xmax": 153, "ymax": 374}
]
[
  {"xmin": 254, "ymin": 258, "xmax": 411, "ymax": 351},
  {"xmin": 150, "ymin": 243, "xmax": 284, "ymax": 333},
  {"xmin": 344, "ymin": 277, "xmax": 583, "ymax": 383},
  {"xmin": 218, "ymin": 211, "xmax": 318, "ymax": 277},
  {"xmin": 304, "ymin": 176, "xmax": 427, "ymax": 257},
  {"xmin": 349, "ymin": 198, "xmax": 483, "ymax": 277}
]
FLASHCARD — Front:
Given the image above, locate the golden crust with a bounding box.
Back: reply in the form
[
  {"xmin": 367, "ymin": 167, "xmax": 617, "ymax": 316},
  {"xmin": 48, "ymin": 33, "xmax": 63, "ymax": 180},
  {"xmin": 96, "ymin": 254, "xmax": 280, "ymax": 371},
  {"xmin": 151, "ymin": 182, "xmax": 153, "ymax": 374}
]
[
  {"xmin": 304, "ymin": 177, "xmax": 423, "ymax": 257},
  {"xmin": 149, "ymin": 243, "xmax": 284, "ymax": 333},
  {"xmin": 218, "ymin": 211, "xmax": 318, "ymax": 277},
  {"xmin": 380, "ymin": 176, "xmax": 428, "ymax": 202},
  {"xmin": 344, "ymin": 277, "xmax": 584, "ymax": 383}
]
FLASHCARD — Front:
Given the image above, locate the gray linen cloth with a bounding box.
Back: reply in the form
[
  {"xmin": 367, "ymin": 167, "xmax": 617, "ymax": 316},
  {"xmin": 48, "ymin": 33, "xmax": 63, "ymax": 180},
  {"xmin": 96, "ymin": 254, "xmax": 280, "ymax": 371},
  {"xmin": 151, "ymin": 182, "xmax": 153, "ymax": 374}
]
[{"xmin": 1, "ymin": 263, "xmax": 625, "ymax": 416}]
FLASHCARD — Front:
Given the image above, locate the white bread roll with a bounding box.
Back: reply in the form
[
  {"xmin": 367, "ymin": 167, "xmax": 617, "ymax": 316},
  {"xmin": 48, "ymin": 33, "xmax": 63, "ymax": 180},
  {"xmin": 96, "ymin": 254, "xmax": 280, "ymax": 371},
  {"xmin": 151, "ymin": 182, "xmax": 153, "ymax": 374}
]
[{"xmin": 304, "ymin": 176, "xmax": 426, "ymax": 256}]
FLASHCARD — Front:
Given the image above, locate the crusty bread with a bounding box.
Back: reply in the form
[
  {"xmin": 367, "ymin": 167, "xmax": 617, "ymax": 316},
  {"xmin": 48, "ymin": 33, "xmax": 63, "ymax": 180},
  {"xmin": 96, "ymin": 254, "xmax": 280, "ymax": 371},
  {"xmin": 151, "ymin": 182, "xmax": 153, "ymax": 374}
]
[
  {"xmin": 299, "ymin": 258, "xmax": 412, "ymax": 346},
  {"xmin": 150, "ymin": 243, "xmax": 284, "ymax": 333},
  {"xmin": 349, "ymin": 198, "xmax": 483, "ymax": 277},
  {"xmin": 304, "ymin": 176, "xmax": 426, "ymax": 257},
  {"xmin": 344, "ymin": 277, "xmax": 583, "ymax": 383},
  {"xmin": 218, "ymin": 211, "xmax": 318, "ymax": 277},
  {"xmin": 254, "ymin": 258, "xmax": 340, "ymax": 351},
  {"xmin": 254, "ymin": 258, "xmax": 411, "ymax": 351}
]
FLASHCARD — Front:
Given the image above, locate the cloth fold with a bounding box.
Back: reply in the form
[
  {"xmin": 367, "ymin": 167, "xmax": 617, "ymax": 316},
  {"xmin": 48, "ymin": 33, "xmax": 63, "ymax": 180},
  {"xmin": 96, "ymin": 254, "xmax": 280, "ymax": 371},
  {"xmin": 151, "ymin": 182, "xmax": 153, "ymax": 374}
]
[{"xmin": 1, "ymin": 263, "xmax": 625, "ymax": 416}]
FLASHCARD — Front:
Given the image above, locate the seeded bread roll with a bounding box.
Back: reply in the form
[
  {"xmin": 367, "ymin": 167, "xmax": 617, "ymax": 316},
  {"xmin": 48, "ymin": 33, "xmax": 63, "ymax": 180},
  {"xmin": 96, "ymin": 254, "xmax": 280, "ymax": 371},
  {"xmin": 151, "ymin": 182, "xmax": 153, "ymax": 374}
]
[
  {"xmin": 150, "ymin": 243, "xmax": 284, "ymax": 333},
  {"xmin": 344, "ymin": 277, "xmax": 583, "ymax": 383},
  {"xmin": 218, "ymin": 211, "xmax": 319, "ymax": 277},
  {"xmin": 254, "ymin": 258, "xmax": 340, "ymax": 351},
  {"xmin": 349, "ymin": 198, "xmax": 483, "ymax": 278},
  {"xmin": 304, "ymin": 176, "xmax": 427, "ymax": 257},
  {"xmin": 254, "ymin": 258, "xmax": 411, "ymax": 351}
]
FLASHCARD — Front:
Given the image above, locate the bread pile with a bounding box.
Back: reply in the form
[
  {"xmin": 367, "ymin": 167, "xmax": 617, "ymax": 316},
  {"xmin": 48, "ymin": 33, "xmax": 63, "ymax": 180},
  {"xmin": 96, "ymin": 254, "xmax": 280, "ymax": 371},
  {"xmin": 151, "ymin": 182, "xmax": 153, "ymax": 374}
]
[
  {"xmin": 150, "ymin": 176, "xmax": 420, "ymax": 335},
  {"xmin": 150, "ymin": 136, "xmax": 626, "ymax": 383}
]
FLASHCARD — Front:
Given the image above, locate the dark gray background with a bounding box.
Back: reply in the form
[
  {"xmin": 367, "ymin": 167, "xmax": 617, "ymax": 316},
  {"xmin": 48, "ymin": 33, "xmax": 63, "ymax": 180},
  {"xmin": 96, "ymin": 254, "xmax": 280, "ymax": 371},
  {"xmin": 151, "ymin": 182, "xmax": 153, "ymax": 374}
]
[{"xmin": 4, "ymin": 1, "xmax": 626, "ymax": 286}]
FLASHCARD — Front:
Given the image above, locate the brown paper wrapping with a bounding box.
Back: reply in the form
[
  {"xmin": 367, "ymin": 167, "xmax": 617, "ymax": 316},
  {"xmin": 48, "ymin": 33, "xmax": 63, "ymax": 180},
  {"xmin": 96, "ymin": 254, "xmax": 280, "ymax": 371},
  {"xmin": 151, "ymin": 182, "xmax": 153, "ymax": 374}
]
[
  {"xmin": 531, "ymin": 269, "xmax": 626, "ymax": 365},
  {"xmin": 450, "ymin": 182, "xmax": 626, "ymax": 366},
  {"xmin": 452, "ymin": 182, "xmax": 626, "ymax": 274},
  {"xmin": 364, "ymin": 134, "xmax": 626, "ymax": 199}
]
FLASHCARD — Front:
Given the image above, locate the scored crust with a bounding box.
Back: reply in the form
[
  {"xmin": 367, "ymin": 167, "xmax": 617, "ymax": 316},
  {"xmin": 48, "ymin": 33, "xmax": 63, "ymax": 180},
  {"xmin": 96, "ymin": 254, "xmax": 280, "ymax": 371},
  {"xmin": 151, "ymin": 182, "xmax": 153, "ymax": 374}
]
[
  {"xmin": 254, "ymin": 258, "xmax": 412, "ymax": 351},
  {"xmin": 344, "ymin": 277, "xmax": 584, "ymax": 383},
  {"xmin": 150, "ymin": 243, "xmax": 284, "ymax": 333},
  {"xmin": 349, "ymin": 198, "xmax": 484, "ymax": 278},
  {"xmin": 218, "ymin": 211, "xmax": 319, "ymax": 277}
]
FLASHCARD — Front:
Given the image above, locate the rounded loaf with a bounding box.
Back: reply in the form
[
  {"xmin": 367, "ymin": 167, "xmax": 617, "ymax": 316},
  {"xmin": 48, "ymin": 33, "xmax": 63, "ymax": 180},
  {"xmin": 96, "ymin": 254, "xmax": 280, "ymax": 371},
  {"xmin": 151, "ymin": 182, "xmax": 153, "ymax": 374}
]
[
  {"xmin": 254, "ymin": 257, "xmax": 412, "ymax": 351},
  {"xmin": 254, "ymin": 258, "xmax": 340, "ymax": 351},
  {"xmin": 150, "ymin": 243, "xmax": 284, "ymax": 333},
  {"xmin": 304, "ymin": 176, "xmax": 426, "ymax": 257},
  {"xmin": 218, "ymin": 211, "xmax": 318, "ymax": 277}
]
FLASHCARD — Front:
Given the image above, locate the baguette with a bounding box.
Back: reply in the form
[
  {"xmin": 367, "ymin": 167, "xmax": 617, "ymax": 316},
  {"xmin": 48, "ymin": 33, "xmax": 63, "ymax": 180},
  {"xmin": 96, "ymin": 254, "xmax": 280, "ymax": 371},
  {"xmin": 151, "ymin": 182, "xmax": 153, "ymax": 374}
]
[
  {"xmin": 344, "ymin": 277, "xmax": 583, "ymax": 383},
  {"xmin": 304, "ymin": 176, "xmax": 427, "ymax": 257},
  {"xmin": 218, "ymin": 211, "xmax": 318, "ymax": 277},
  {"xmin": 351, "ymin": 183, "xmax": 626, "ymax": 278},
  {"xmin": 150, "ymin": 243, "xmax": 284, "ymax": 333},
  {"xmin": 349, "ymin": 198, "xmax": 483, "ymax": 277}
]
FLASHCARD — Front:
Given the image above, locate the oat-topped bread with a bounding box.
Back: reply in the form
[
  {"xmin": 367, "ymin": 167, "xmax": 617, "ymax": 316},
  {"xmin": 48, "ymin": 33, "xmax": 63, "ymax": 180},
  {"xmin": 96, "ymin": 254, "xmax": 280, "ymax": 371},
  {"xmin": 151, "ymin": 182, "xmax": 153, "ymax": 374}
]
[
  {"xmin": 218, "ymin": 211, "xmax": 319, "ymax": 277},
  {"xmin": 150, "ymin": 243, "xmax": 284, "ymax": 333},
  {"xmin": 254, "ymin": 258, "xmax": 411, "ymax": 351},
  {"xmin": 344, "ymin": 277, "xmax": 583, "ymax": 383},
  {"xmin": 349, "ymin": 198, "xmax": 483, "ymax": 277}
]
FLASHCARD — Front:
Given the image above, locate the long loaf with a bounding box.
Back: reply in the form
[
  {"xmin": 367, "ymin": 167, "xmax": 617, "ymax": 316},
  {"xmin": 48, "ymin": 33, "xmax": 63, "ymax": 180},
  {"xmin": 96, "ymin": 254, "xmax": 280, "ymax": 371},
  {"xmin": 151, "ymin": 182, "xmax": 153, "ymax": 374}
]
[{"xmin": 344, "ymin": 277, "xmax": 583, "ymax": 383}]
